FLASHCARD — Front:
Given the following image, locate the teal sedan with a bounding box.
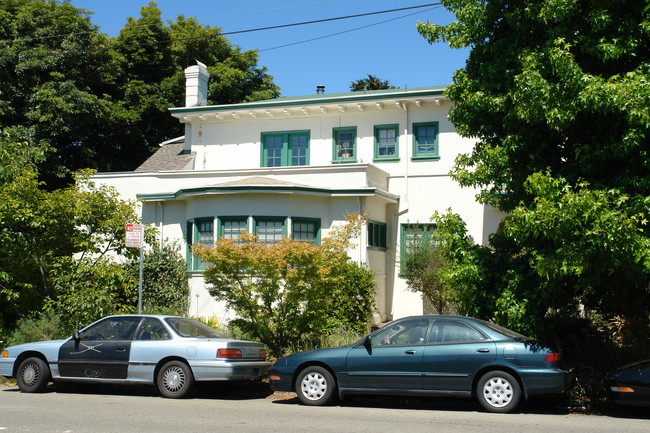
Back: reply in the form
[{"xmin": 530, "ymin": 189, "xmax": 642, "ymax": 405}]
[{"xmin": 269, "ymin": 315, "xmax": 568, "ymax": 413}]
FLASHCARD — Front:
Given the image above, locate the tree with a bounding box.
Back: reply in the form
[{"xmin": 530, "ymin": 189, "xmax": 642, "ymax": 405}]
[
  {"xmin": 401, "ymin": 231, "xmax": 454, "ymax": 315},
  {"xmin": 196, "ymin": 215, "xmax": 375, "ymax": 357},
  {"xmin": 418, "ymin": 1, "xmax": 649, "ymax": 212},
  {"xmin": 0, "ymin": 0, "xmax": 280, "ymax": 188},
  {"xmin": 350, "ymin": 74, "xmax": 395, "ymax": 91},
  {"xmin": 415, "ymin": 1, "xmax": 650, "ymax": 332}
]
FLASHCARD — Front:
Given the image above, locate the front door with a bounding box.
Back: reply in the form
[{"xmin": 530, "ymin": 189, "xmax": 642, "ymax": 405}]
[
  {"xmin": 58, "ymin": 316, "xmax": 141, "ymax": 380},
  {"xmin": 344, "ymin": 318, "xmax": 431, "ymax": 390}
]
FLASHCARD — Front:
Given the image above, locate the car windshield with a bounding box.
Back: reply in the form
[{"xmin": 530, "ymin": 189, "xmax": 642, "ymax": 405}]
[
  {"xmin": 475, "ymin": 319, "xmax": 529, "ymax": 340},
  {"xmin": 165, "ymin": 318, "xmax": 228, "ymax": 338}
]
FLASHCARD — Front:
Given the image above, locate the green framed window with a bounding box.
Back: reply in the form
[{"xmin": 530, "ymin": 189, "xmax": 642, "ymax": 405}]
[
  {"xmin": 291, "ymin": 218, "xmax": 321, "ymax": 244},
  {"xmin": 186, "ymin": 217, "xmax": 215, "ymax": 271},
  {"xmin": 218, "ymin": 217, "xmax": 248, "ymax": 244},
  {"xmin": 261, "ymin": 131, "xmax": 310, "ymax": 167},
  {"xmin": 374, "ymin": 124, "xmax": 400, "ymax": 161},
  {"xmin": 368, "ymin": 221, "xmax": 387, "ymax": 249},
  {"xmin": 332, "ymin": 127, "xmax": 357, "ymax": 162},
  {"xmin": 254, "ymin": 217, "xmax": 287, "ymax": 245},
  {"xmin": 400, "ymin": 223, "xmax": 436, "ymax": 272},
  {"xmin": 412, "ymin": 122, "xmax": 439, "ymax": 160}
]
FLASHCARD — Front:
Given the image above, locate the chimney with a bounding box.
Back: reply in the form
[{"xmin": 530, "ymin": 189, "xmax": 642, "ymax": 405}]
[
  {"xmin": 316, "ymin": 85, "xmax": 325, "ymax": 94},
  {"xmin": 184, "ymin": 60, "xmax": 210, "ymax": 107}
]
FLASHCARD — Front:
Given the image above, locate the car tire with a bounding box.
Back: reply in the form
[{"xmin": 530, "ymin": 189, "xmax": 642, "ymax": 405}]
[
  {"xmin": 16, "ymin": 357, "xmax": 50, "ymax": 393},
  {"xmin": 476, "ymin": 371, "xmax": 521, "ymax": 413},
  {"xmin": 295, "ymin": 366, "xmax": 336, "ymax": 406},
  {"xmin": 157, "ymin": 360, "xmax": 194, "ymax": 398}
]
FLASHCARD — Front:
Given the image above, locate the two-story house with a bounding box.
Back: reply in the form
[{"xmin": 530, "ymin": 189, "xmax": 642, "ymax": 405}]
[{"xmin": 94, "ymin": 62, "xmax": 504, "ymax": 323}]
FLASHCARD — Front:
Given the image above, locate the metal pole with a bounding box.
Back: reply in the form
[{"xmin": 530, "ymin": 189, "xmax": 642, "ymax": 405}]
[{"xmin": 138, "ymin": 245, "xmax": 144, "ymax": 314}]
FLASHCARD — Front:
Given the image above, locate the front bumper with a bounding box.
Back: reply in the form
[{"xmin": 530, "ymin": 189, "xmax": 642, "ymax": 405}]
[{"xmin": 268, "ymin": 363, "xmax": 295, "ymax": 392}]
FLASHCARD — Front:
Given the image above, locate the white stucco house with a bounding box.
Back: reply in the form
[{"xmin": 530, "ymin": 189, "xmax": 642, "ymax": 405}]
[{"xmin": 94, "ymin": 62, "xmax": 504, "ymax": 324}]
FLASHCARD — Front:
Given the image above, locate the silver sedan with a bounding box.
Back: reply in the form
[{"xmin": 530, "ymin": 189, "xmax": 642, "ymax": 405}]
[{"xmin": 0, "ymin": 315, "xmax": 271, "ymax": 398}]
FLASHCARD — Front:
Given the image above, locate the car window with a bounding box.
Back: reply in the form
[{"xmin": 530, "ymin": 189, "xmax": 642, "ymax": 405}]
[
  {"xmin": 165, "ymin": 317, "xmax": 228, "ymax": 338},
  {"xmin": 427, "ymin": 320, "xmax": 485, "ymax": 344},
  {"xmin": 81, "ymin": 317, "xmax": 141, "ymax": 341},
  {"xmin": 136, "ymin": 318, "xmax": 171, "ymax": 340},
  {"xmin": 371, "ymin": 319, "xmax": 430, "ymax": 346}
]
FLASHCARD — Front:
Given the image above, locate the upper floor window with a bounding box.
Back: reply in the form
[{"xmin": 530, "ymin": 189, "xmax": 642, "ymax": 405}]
[
  {"xmin": 333, "ymin": 127, "xmax": 357, "ymax": 162},
  {"xmin": 368, "ymin": 221, "xmax": 387, "ymax": 249},
  {"xmin": 261, "ymin": 131, "xmax": 309, "ymax": 167},
  {"xmin": 412, "ymin": 122, "xmax": 439, "ymax": 160},
  {"xmin": 374, "ymin": 124, "xmax": 399, "ymax": 162}
]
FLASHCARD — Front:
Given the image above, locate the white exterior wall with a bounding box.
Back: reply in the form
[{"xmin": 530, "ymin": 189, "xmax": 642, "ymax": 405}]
[{"xmin": 95, "ymin": 88, "xmax": 503, "ymax": 324}]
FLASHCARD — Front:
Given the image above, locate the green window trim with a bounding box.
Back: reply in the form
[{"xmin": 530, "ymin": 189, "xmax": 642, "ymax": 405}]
[
  {"xmin": 399, "ymin": 223, "xmax": 436, "ymax": 275},
  {"xmin": 373, "ymin": 124, "xmax": 400, "ymax": 162},
  {"xmin": 261, "ymin": 130, "xmax": 310, "ymax": 167},
  {"xmin": 186, "ymin": 217, "xmax": 215, "ymax": 271},
  {"xmin": 368, "ymin": 221, "xmax": 387, "ymax": 249},
  {"xmin": 332, "ymin": 126, "xmax": 357, "ymax": 163},
  {"xmin": 412, "ymin": 122, "xmax": 440, "ymax": 160},
  {"xmin": 254, "ymin": 216, "xmax": 288, "ymax": 245},
  {"xmin": 217, "ymin": 216, "xmax": 249, "ymax": 244},
  {"xmin": 291, "ymin": 217, "xmax": 321, "ymax": 244}
]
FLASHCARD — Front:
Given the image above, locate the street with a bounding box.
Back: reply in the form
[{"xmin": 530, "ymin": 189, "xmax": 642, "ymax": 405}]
[{"xmin": 0, "ymin": 383, "xmax": 648, "ymax": 433}]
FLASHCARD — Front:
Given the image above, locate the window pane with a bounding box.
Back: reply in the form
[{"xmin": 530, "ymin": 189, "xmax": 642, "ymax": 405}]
[
  {"xmin": 266, "ymin": 136, "xmax": 283, "ymax": 167},
  {"xmin": 290, "ymin": 135, "xmax": 307, "ymax": 166},
  {"xmin": 371, "ymin": 319, "xmax": 430, "ymax": 346},
  {"xmin": 415, "ymin": 125, "xmax": 436, "ymax": 155},
  {"xmin": 293, "ymin": 220, "xmax": 316, "ymax": 242},
  {"xmin": 258, "ymin": 220, "xmax": 283, "ymax": 244},
  {"xmin": 428, "ymin": 320, "xmax": 485, "ymax": 343},
  {"xmin": 377, "ymin": 128, "xmax": 396, "ymax": 156},
  {"xmin": 198, "ymin": 220, "xmax": 214, "ymax": 245},
  {"xmin": 222, "ymin": 219, "xmax": 247, "ymax": 244},
  {"xmin": 337, "ymin": 131, "xmax": 354, "ymax": 158}
]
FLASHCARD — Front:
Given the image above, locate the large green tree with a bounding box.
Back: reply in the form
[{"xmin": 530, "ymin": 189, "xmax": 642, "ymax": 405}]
[
  {"xmin": 416, "ymin": 1, "xmax": 649, "ymax": 336},
  {"xmin": 0, "ymin": 0, "xmax": 279, "ymax": 188}
]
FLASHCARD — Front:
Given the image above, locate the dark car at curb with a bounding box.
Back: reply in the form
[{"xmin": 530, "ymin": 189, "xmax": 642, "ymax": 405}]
[
  {"xmin": 270, "ymin": 315, "xmax": 568, "ymax": 413},
  {"xmin": 605, "ymin": 359, "xmax": 650, "ymax": 407},
  {"xmin": 1, "ymin": 314, "xmax": 271, "ymax": 398}
]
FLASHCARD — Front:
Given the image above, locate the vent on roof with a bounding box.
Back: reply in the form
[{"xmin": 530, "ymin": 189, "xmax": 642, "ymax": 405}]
[{"xmin": 316, "ymin": 85, "xmax": 325, "ymax": 94}]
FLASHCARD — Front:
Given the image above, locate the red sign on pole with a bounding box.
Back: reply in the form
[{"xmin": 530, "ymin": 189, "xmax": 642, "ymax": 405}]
[{"xmin": 125, "ymin": 223, "xmax": 144, "ymax": 248}]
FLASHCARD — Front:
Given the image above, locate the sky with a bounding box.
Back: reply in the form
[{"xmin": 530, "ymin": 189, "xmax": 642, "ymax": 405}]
[{"xmin": 69, "ymin": 0, "xmax": 468, "ymax": 97}]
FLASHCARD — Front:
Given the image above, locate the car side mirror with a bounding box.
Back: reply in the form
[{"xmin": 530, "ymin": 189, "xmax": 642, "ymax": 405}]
[
  {"xmin": 73, "ymin": 331, "xmax": 81, "ymax": 342},
  {"xmin": 363, "ymin": 336, "xmax": 372, "ymax": 349}
]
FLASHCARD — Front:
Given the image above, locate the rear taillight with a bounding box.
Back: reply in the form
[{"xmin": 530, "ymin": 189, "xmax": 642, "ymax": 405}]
[
  {"xmin": 217, "ymin": 348, "xmax": 242, "ymax": 359},
  {"xmin": 544, "ymin": 352, "xmax": 562, "ymax": 362},
  {"xmin": 259, "ymin": 349, "xmax": 267, "ymax": 359}
]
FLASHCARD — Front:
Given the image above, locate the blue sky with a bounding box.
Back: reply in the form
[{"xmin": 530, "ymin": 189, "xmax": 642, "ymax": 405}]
[{"xmin": 69, "ymin": 1, "xmax": 467, "ymax": 97}]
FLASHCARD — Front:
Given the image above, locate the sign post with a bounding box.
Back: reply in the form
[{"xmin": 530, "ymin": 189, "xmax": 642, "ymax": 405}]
[{"xmin": 126, "ymin": 224, "xmax": 144, "ymax": 314}]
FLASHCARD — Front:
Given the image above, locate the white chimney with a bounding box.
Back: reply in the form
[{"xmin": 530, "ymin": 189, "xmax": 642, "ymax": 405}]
[{"xmin": 184, "ymin": 61, "xmax": 209, "ymax": 107}]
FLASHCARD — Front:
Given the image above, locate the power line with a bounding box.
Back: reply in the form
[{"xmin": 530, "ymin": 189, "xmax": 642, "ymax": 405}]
[
  {"xmin": 14, "ymin": 3, "xmax": 442, "ymax": 59},
  {"xmin": 260, "ymin": 5, "xmax": 443, "ymax": 52},
  {"xmin": 3, "ymin": 0, "xmax": 348, "ymax": 44}
]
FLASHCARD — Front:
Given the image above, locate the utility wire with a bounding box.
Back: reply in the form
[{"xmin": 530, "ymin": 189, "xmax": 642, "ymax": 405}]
[
  {"xmin": 260, "ymin": 5, "xmax": 442, "ymax": 52},
  {"xmin": 3, "ymin": 0, "xmax": 348, "ymax": 44},
  {"xmin": 15, "ymin": 3, "xmax": 442, "ymax": 59}
]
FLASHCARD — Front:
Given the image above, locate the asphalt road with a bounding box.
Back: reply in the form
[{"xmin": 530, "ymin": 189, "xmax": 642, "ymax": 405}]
[{"xmin": 1, "ymin": 383, "xmax": 648, "ymax": 433}]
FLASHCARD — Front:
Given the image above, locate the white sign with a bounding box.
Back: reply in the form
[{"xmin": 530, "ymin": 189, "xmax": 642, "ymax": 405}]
[{"xmin": 125, "ymin": 223, "xmax": 144, "ymax": 248}]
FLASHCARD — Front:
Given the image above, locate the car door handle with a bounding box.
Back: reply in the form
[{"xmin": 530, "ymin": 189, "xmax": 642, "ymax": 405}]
[
  {"xmin": 404, "ymin": 350, "xmax": 417, "ymax": 355},
  {"xmin": 477, "ymin": 348, "xmax": 490, "ymax": 353},
  {"xmin": 116, "ymin": 348, "xmax": 126, "ymax": 352}
]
